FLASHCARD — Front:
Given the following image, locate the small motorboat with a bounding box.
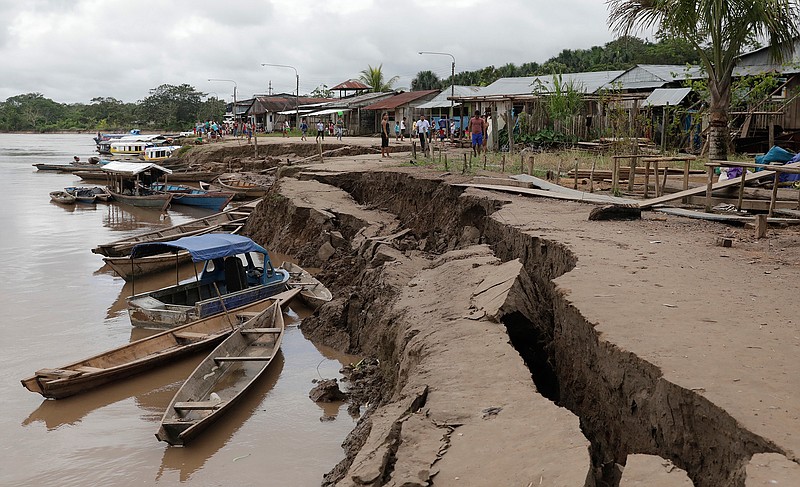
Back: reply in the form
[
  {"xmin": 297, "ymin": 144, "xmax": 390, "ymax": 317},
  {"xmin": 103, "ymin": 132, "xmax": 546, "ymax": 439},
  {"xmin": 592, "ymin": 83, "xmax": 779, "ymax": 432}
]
[
  {"xmin": 64, "ymin": 187, "xmax": 97, "ymax": 203},
  {"xmin": 49, "ymin": 191, "xmax": 76, "ymax": 205},
  {"xmin": 151, "ymin": 183, "xmax": 234, "ymax": 211}
]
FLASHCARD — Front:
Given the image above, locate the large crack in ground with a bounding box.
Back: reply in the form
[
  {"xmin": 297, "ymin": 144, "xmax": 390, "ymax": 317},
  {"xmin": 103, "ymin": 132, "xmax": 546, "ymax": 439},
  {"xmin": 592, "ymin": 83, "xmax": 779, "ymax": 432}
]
[{"xmin": 245, "ymin": 169, "xmax": 796, "ymax": 486}]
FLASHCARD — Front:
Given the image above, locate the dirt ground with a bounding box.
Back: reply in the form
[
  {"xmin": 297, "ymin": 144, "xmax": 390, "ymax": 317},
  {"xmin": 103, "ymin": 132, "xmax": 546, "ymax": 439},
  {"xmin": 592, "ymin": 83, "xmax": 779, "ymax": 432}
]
[{"xmin": 182, "ymin": 137, "xmax": 800, "ymax": 486}]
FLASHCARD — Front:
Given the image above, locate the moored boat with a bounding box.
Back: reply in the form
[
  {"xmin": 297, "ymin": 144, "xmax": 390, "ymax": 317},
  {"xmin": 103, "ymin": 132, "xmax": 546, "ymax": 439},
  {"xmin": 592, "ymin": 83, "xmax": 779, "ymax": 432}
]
[
  {"xmin": 64, "ymin": 186, "xmax": 97, "ymax": 203},
  {"xmin": 104, "ymin": 250, "xmax": 194, "ymax": 281},
  {"xmin": 91, "ymin": 206, "xmax": 254, "ymax": 257},
  {"xmin": 126, "ymin": 234, "xmax": 290, "ymax": 329},
  {"xmin": 143, "ymin": 145, "xmax": 182, "ymax": 161},
  {"xmin": 202, "ymin": 175, "xmax": 270, "ymax": 199},
  {"xmin": 20, "ymin": 289, "xmax": 299, "ymax": 400},
  {"xmin": 281, "ymin": 261, "xmax": 333, "ymax": 310},
  {"xmin": 156, "ymin": 300, "xmax": 286, "ymax": 445},
  {"xmin": 49, "ymin": 191, "xmax": 76, "ymax": 205},
  {"xmin": 151, "ymin": 182, "xmax": 234, "ymax": 211},
  {"xmin": 102, "ymin": 161, "xmax": 174, "ymax": 211}
]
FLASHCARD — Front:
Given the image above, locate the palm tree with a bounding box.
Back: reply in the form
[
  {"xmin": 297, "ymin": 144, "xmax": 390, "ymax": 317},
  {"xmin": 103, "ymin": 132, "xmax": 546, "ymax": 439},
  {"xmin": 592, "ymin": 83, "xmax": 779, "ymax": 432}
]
[
  {"xmin": 359, "ymin": 64, "xmax": 399, "ymax": 93},
  {"xmin": 608, "ymin": 0, "xmax": 799, "ymax": 160},
  {"xmin": 411, "ymin": 70, "xmax": 442, "ymax": 91}
]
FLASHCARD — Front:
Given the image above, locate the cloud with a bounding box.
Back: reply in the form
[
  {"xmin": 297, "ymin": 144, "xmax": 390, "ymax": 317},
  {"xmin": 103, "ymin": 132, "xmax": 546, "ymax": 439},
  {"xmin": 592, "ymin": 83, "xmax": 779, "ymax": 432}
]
[{"xmin": 0, "ymin": 0, "xmax": 618, "ymax": 103}]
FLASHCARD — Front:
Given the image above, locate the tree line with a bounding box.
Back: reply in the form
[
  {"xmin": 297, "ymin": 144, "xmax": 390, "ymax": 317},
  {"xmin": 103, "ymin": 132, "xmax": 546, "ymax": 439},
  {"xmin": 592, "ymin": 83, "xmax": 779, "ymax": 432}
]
[{"xmin": 0, "ymin": 84, "xmax": 225, "ymax": 132}]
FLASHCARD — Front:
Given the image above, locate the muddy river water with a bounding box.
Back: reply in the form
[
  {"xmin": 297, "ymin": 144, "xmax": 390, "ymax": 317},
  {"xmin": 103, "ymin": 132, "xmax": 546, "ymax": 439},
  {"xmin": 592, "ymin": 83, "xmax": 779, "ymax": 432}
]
[{"xmin": 0, "ymin": 134, "xmax": 357, "ymax": 486}]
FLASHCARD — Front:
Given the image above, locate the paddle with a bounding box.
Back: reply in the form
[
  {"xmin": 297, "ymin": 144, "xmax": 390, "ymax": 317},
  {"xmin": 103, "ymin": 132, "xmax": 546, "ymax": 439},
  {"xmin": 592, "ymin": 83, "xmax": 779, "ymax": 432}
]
[{"xmin": 212, "ymin": 282, "xmax": 237, "ymax": 331}]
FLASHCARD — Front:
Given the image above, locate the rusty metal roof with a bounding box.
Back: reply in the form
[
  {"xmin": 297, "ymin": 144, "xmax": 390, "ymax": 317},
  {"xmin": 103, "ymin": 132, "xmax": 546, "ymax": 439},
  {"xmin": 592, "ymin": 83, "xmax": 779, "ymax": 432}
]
[
  {"xmin": 363, "ymin": 90, "xmax": 439, "ymax": 110},
  {"xmin": 332, "ymin": 79, "xmax": 371, "ymax": 90}
]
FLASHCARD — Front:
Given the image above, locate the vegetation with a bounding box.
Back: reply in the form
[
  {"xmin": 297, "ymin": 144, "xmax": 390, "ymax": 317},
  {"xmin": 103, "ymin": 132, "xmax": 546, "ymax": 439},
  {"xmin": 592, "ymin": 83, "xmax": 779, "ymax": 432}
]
[
  {"xmin": 608, "ymin": 0, "xmax": 800, "ymax": 160},
  {"xmin": 411, "ymin": 70, "xmax": 444, "ymax": 91},
  {"xmin": 0, "ymin": 84, "xmax": 225, "ymax": 132},
  {"xmin": 359, "ymin": 64, "xmax": 399, "ymax": 93}
]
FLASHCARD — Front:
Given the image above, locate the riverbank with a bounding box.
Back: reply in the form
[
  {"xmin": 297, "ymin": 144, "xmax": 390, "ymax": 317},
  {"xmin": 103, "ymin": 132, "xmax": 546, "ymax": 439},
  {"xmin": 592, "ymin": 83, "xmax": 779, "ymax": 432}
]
[{"xmin": 174, "ymin": 137, "xmax": 800, "ymax": 485}]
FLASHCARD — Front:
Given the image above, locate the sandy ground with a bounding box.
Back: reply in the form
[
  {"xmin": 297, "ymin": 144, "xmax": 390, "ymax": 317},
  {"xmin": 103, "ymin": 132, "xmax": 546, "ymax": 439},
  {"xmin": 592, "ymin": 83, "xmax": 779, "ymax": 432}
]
[{"xmin": 210, "ymin": 136, "xmax": 800, "ymax": 485}]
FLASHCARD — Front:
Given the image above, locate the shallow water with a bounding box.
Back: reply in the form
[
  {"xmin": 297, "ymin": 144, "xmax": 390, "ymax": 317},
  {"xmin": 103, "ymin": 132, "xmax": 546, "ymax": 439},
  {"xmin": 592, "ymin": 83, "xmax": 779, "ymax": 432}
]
[{"xmin": 1, "ymin": 134, "xmax": 356, "ymax": 486}]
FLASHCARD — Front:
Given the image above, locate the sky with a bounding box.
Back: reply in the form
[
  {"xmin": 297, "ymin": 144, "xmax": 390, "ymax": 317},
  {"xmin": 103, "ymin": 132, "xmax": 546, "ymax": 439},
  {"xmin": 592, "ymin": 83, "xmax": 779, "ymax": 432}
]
[{"xmin": 0, "ymin": 0, "xmax": 625, "ymax": 104}]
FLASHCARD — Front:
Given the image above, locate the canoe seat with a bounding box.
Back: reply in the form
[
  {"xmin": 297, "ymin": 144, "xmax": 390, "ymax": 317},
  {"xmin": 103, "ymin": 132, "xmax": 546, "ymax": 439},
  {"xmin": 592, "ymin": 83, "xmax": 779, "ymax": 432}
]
[
  {"xmin": 36, "ymin": 368, "xmax": 82, "ymax": 379},
  {"xmin": 75, "ymin": 366, "xmax": 104, "ymax": 373},
  {"xmin": 235, "ymin": 312, "xmax": 261, "ymax": 319},
  {"xmin": 128, "ymin": 296, "xmax": 167, "ymax": 310},
  {"xmin": 173, "ymin": 331, "xmax": 209, "ymax": 341},
  {"xmin": 214, "ymin": 356, "xmax": 272, "ymax": 363},
  {"xmin": 174, "ymin": 401, "xmax": 225, "ymax": 410},
  {"xmin": 240, "ymin": 328, "xmax": 282, "ymax": 334}
]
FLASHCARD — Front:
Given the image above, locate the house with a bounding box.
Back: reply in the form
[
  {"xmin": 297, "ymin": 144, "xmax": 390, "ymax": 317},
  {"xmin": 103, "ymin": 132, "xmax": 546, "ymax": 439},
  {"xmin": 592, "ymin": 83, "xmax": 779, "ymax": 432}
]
[
  {"xmin": 416, "ymin": 85, "xmax": 482, "ymax": 130},
  {"xmin": 361, "ymin": 90, "xmax": 440, "ymax": 134},
  {"xmin": 245, "ymin": 94, "xmax": 333, "ymax": 132},
  {"xmin": 302, "ymin": 91, "xmax": 396, "ymax": 136}
]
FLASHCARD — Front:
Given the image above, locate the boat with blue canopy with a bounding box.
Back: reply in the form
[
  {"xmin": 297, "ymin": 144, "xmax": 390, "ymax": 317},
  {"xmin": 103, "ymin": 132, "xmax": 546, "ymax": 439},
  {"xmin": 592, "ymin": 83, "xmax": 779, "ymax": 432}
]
[{"xmin": 126, "ymin": 234, "xmax": 289, "ymax": 329}]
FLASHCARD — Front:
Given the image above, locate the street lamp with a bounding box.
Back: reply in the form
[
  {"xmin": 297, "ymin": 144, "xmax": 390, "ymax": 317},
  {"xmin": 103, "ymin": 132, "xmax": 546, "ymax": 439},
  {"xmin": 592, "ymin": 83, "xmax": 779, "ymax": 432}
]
[
  {"xmin": 208, "ymin": 78, "xmax": 238, "ymax": 121},
  {"xmin": 261, "ymin": 63, "xmax": 299, "ymax": 131},
  {"xmin": 419, "ymin": 51, "xmax": 456, "ymax": 136}
]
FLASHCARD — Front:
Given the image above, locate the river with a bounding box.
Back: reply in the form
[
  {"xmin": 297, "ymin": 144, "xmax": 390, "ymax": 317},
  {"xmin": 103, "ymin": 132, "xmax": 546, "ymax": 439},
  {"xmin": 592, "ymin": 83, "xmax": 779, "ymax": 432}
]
[{"xmin": 0, "ymin": 134, "xmax": 356, "ymax": 486}]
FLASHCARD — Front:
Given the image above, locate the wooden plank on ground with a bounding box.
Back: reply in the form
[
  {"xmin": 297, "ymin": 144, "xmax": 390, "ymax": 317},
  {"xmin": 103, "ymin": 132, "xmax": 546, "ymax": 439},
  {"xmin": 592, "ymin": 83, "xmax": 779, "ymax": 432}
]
[
  {"xmin": 460, "ymin": 181, "xmax": 638, "ymax": 206},
  {"xmin": 653, "ymin": 207, "xmax": 800, "ymax": 224},
  {"xmin": 640, "ymin": 162, "xmax": 800, "ymax": 209}
]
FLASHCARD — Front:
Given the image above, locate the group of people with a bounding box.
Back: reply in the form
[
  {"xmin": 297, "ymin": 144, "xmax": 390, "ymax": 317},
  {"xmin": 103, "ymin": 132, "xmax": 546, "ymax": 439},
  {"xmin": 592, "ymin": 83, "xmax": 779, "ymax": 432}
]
[
  {"xmin": 378, "ymin": 111, "xmax": 488, "ymax": 158},
  {"xmin": 299, "ymin": 118, "xmax": 345, "ymax": 142}
]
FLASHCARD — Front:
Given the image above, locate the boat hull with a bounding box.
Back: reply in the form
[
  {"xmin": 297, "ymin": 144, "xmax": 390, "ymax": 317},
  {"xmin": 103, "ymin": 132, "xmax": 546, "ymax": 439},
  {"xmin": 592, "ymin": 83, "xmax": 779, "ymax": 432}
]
[
  {"xmin": 110, "ymin": 191, "xmax": 172, "ymax": 211},
  {"xmin": 50, "ymin": 191, "xmax": 76, "ymax": 205},
  {"xmin": 282, "ymin": 261, "xmax": 333, "ymax": 310},
  {"xmin": 167, "ymin": 192, "xmax": 234, "ymax": 211},
  {"xmin": 156, "ymin": 301, "xmax": 286, "ymax": 445},
  {"xmin": 18, "ymin": 292, "xmax": 297, "ymax": 400},
  {"xmin": 104, "ymin": 250, "xmax": 194, "ymax": 281}
]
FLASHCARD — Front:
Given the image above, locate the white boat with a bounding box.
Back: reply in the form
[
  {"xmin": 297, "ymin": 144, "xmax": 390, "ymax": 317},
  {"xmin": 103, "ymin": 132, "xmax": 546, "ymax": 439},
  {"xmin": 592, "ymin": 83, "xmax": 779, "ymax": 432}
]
[{"xmin": 144, "ymin": 145, "xmax": 182, "ymax": 161}]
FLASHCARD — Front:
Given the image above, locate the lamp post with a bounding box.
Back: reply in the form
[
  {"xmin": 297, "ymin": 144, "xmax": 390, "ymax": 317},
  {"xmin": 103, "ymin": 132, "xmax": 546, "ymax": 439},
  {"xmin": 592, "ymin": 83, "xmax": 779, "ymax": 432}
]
[
  {"xmin": 419, "ymin": 51, "xmax": 455, "ymax": 136},
  {"xmin": 207, "ymin": 79, "xmax": 237, "ymax": 122},
  {"xmin": 261, "ymin": 63, "xmax": 299, "ymax": 131}
]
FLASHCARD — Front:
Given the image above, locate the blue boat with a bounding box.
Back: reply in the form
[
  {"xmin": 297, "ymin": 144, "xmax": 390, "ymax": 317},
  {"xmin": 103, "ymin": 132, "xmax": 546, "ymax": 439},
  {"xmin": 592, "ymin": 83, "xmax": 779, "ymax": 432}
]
[
  {"xmin": 151, "ymin": 182, "xmax": 234, "ymax": 211},
  {"xmin": 126, "ymin": 234, "xmax": 290, "ymax": 329}
]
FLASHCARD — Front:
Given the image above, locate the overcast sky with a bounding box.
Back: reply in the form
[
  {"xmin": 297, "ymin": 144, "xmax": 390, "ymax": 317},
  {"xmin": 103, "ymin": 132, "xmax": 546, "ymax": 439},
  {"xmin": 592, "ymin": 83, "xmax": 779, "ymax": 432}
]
[{"xmin": 0, "ymin": 0, "xmax": 626, "ymax": 104}]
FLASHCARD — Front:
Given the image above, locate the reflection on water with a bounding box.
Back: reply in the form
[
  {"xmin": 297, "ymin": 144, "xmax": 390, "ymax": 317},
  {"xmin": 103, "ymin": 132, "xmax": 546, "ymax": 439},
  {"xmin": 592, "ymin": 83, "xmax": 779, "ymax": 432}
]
[{"xmin": 3, "ymin": 134, "xmax": 359, "ymax": 487}]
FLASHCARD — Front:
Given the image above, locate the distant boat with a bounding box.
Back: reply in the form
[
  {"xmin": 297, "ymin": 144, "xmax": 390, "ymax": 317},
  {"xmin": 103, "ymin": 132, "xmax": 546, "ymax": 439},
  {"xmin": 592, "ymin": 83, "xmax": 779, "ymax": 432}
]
[
  {"xmin": 126, "ymin": 234, "xmax": 290, "ymax": 329},
  {"xmin": 151, "ymin": 182, "xmax": 234, "ymax": 211},
  {"xmin": 20, "ymin": 289, "xmax": 298, "ymax": 400},
  {"xmin": 156, "ymin": 300, "xmax": 286, "ymax": 445},
  {"xmin": 281, "ymin": 261, "xmax": 333, "ymax": 310},
  {"xmin": 76, "ymin": 169, "xmax": 218, "ymax": 182},
  {"xmin": 143, "ymin": 145, "xmax": 182, "ymax": 161},
  {"xmin": 64, "ymin": 186, "xmax": 102, "ymax": 204},
  {"xmin": 49, "ymin": 191, "xmax": 76, "ymax": 205},
  {"xmin": 102, "ymin": 161, "xmax": 174, "ymax": 211},
  {"xmin": 201, "ymin": 176, "xmax": 269, "ymax": 199}
]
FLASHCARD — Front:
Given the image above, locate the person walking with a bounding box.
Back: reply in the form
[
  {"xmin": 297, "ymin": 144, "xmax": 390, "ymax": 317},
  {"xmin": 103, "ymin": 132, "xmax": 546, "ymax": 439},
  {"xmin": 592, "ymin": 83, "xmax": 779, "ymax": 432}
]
[
  {"xmin": 316, "ymin": 120, "xmax": 325, "ymax": 142},
  {"xmin": 336, "ymin": 118, "xmax": 344, "ymax": 140},
  {"xmin": 300, "ymin": 118, "xmax": 308, "ymax": 141},
  {"xmin": 469, "ymin": 110, "xmax": 487, "ymax": 156},
  {"xmin": 400, "ymin": 117, "xmax": 407, "ymax": 141},
  {"xmin": 417, "ymin": 114, "xmax": 430, "ymax": 154},
  {"xmin": 394, "ymin": 121, "xmax": 401, "ymax": 141},
  {"xmin": 380, "ymin": 113, "xmax": 391, "ymax": 158}
]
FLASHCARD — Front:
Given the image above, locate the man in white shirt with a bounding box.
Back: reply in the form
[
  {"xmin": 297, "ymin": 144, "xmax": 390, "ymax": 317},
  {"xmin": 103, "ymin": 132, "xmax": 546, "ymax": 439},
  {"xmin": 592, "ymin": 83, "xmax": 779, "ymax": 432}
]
[
  {"xmin": 399, "ymin": 117, "xmax": 406, "ymax": 141},
  {"xmin": 417, "ymin": 114, "xmax": 430, "ymax": 153}
]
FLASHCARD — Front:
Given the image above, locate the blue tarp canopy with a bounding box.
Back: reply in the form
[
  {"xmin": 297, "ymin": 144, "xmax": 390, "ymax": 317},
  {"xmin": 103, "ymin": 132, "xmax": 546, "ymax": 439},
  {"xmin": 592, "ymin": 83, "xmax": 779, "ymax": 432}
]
[{"xmin": 130, "ymin": 234, "xmax": 268, "ymax": 262}]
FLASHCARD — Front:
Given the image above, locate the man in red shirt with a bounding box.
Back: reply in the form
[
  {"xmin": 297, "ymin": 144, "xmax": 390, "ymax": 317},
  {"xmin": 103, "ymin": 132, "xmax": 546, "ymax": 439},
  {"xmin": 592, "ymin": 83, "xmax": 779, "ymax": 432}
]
[{"xmin": 469, "ymin": 110, "xmax": 487, "ymax": 156}]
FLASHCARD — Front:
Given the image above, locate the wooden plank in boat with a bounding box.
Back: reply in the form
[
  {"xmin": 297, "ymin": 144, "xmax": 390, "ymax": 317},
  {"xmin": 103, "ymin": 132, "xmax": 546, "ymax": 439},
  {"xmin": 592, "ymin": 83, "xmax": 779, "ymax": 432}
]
[
  {"xmin": 173, "ymin": 401, "xmax": 224, "ymax": 410},
  {"xmin": 173, "ymin": 331, "xmax": 209, "ymax": 340},
  {"xmin": 74, "ymin": 366, "xmax": 104, "ymax": 373},
  {"xmin": 35, "ymin": 368, "xmax": 82, "ymax": 379},
  {"xmin": 240, "ymin": 328, "xmax": 282, "ymax": 334},
  {"xmin": 214, "ymin": 356, "xmax": 272, "ymax": 362}
]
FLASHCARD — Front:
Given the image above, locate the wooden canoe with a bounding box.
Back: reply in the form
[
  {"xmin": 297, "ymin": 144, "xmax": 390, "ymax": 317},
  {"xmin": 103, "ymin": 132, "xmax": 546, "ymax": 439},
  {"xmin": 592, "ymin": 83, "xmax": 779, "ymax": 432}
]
[
  {"xmin": 50, "ymin": 191, "xmax": 76, "ymax": 205},
  {"xmin": 104, "ymin": 250, "xmax": 194, "ymax": 281},
  {"xmin": 109, "ymin": 190, "xmax": 173, "ymax": 212},
  {"xmin": 156, "ymin": 301, "xmax": 285, "ymax": 445},
  {"xmin": 215, "ymin": 177, "xmax": 269, "ymax": 199},
  {"xmin": 92, "ymin": 208, "xmax": 252, "ymax": 257},
  {"xmin": 281, "ymin": 261, "xmax": 332, "ymax": 310},
  {"xmin": 20, "ymin": 288, "xmax": 299, "ymax": 400}
]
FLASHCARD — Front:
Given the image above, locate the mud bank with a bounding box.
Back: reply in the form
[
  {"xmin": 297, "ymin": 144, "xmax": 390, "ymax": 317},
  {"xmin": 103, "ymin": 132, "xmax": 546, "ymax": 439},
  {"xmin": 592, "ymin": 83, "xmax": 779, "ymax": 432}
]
[{"xmin": 244, "ymin": 167, "xmax": 799, "ymax": 486}]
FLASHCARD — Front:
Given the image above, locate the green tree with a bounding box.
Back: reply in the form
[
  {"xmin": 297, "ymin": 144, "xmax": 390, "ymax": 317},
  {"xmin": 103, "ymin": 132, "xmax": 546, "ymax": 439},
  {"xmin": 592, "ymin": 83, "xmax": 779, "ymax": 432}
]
[
  {"xmin": 138, "ymin": 84, "xmax": 205, "ymax": 130},
  {"xmin": 358, "ymin": 64, "xmax": 399, "ymax": 92},
  {"xmin": 411, "ymin": 70, "xmax": 442, "ymax": 90},
  {"xmin": 310, "ymin": 84, "xmax": 333, "ymax": 98},
  {"xmin": 608, "ymin": 0, "xmax": 800, "ymax": 160}
]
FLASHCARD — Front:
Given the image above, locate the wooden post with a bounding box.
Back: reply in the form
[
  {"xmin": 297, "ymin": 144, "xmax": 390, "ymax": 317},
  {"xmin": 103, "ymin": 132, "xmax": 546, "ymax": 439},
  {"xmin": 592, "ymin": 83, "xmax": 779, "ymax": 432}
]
[
  {"xmin": 444, "ymin": 154, "xmax": 448, "ymax": 171},
  {"xmin": 501, "ymin": 154, "xmax": 505, "ymax": 173},
  {"xmin": 683, "ymin": 159, "xmax": 691, "ymax": 191},
  {"xmin": 768, "ymin": 117, "xmax": 775, "ymax": 149},
  {"xmin": 573, "ymin": 158, "xmax": 579, "ymax": 190},
  {"xmin": 555, "ymin": 158, "xmax": 561, "ymax": 185},
  {"xmin": 643, "ymin": 159, "xmax": 651, "ymax": 198},
  {"xmin": 529, "ymin": 155, "xmax": 534, "ymax": 176},
  {"xmin": 611, "ymin": 156, "xmax": 618, "ymax": 193},
  {"xmin": 768, "ymin": 171, "xmax": 780, "ymax": 217},
  {"xmin": 755, "ymin": 214, "xmax": 768, "ymax": 239},
  {"xmin": 412, "ymin": 140, "xmax": 417, "ymax": 159},
  {"xmin": 589, "ymin": 158, "xmax": 596, "ymax": 193},
  {"xmin": 661, "ymin": 163, "xmax": 669, "ymax": 195},
  {"xmin": 737, "ymin": 168, "xmax": 747, "ymax": 211},
  {"xmin": 318, "ymin": 140, "xmax": 324, "ymax": 162},
  {"xmin": 462, "ymin": 154, "xmax": 467, "ymax": 175},
  {"xmin": 705, "ymin": 165, "xmax": 714, "ymax": 212},
  {"xmin": 653, "ymin": 161, "xmax": 660, "ymax": 197},
  {"xmin": 520, "ymin": 153, "xmax": 524, "ymax": 174},
  {"xmin": 628, "ymin": 145, "xmax": 638, "ymax": 191},
  {"xmin": 483, "ymin": 153, "xmax": 487, "ymax": 170}
]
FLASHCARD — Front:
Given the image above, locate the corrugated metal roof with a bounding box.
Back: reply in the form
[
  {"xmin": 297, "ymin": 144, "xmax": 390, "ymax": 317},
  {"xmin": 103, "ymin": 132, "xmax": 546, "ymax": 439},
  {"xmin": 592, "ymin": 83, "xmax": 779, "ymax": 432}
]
[
  {"xmin": 417, "ymin": 86, "xmax": 480, "ymax": 109},
  {"xmin": 331, "ymin": 79, "xmax": 371, "ymax": 90},
  {"xmin": 467, "ymin": 70, "xmax": 624, "ymax": 98},
  {"xmin": 363, "ymin": 90, "xmax": 439, "ymax": 110},
  {"xmin": 643, "ymin": 87, "xmax": 692, "ymax": 107}
]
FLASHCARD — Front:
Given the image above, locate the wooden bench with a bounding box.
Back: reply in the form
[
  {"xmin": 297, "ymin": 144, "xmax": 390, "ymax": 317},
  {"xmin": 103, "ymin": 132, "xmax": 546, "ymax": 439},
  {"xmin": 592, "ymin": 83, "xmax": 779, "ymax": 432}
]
[
  {"xmin": 240, "ymin": 328, "xmax": 281, "ymax": 334},
  {"xmin": 173, "ymin": 331, "xmax": 209, "ymax": 341},
  {"xmin": 214, "ymin": 356, "xmax": 272, "ymax": 363},
  {"xmin": 36, "ymin": 368, "xmax": 82, "ymax": 379},
  {"xmin": 173, "ymin": 401, "xmax": 224, "ymax": 410}
]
